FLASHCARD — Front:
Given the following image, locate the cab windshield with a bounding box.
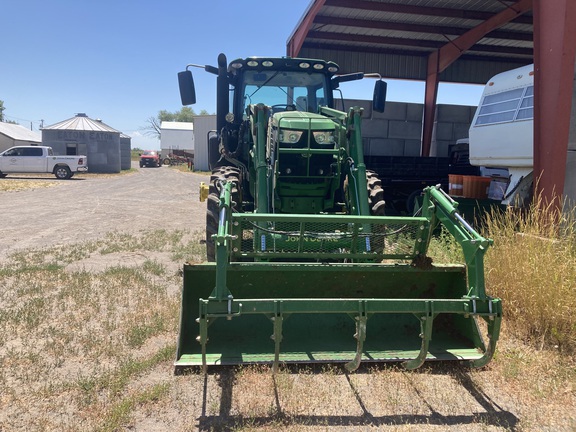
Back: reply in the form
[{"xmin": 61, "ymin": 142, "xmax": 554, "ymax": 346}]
[{"xmin": 241, "ymin": 70, "xmax": 328, "ymax": 114}]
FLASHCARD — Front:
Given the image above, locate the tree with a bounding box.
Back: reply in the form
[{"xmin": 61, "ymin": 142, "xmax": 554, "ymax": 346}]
[
  {"xmin": 141, "ymin": 107, "xmax": 197, "ymax": 139},
  {"xmin": 0, "ymin": 100, "xmax": 17, "ymax": 124}
]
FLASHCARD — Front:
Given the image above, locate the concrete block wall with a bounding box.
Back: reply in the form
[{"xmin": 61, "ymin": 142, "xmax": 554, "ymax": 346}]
[
  {"xmin": 337, "ymin": 99, "xmax": 475, "ymax": 157},
  {"xmin": 431, "ymin": 104, "xmax": 477, "ymax": 157}
]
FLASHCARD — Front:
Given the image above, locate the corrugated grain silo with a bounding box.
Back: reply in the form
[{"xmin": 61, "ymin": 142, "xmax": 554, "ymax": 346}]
[
  {"xmin": 120, "ymin": 133, "xmax": 132, "ymax": 170},
  {"xmin": 42, "ymin": 113, "xmax": 121, "ymax": 173}
]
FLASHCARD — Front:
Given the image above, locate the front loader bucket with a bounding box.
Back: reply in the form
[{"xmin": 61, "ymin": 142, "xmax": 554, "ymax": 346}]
[
  {"xmin": 176, "ymin": 262, "xmax": 500, "ymax": 370},
  {"xmin": 175, "ymin": 186, "xmax": 501, "ymax": 371}
]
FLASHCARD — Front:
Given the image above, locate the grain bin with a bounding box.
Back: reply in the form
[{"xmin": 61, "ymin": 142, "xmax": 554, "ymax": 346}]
[
  {"xmin": 120, "ymin": 134, "xmax": 132, "ymax": 170},
  {"xmin": 42, "ymin": 114, "xmax": 121, "ymax": 173}
]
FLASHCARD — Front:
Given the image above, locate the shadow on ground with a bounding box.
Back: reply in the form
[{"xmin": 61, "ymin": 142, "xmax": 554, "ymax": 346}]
[{"xmin": 193, "ymin": 363, "xmax": 518, "ymax": 431}]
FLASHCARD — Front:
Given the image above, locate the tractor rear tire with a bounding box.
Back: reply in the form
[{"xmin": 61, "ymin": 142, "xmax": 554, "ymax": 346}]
[{"xmin": 206, "ymin": 166, "xmax": 242, "ymax": 261}]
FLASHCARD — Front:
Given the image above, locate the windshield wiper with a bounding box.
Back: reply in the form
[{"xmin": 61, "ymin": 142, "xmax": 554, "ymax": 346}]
[{"xmin": 247, "ymin": 70, "xmax": 281, "ymax": 99}]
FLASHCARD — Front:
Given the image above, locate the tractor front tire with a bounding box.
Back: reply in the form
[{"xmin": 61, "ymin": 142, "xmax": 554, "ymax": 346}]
[
  {"xmin": 366, "ymin": 170, "xmax": 386, "ymax": 216},
  {"xmin": 206, "ymin": 166, "xmax": 242, "ymax": 261}
]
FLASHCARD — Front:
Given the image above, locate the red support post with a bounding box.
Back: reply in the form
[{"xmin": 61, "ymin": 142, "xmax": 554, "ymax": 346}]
[
  {"xmin": 533, "ymin": 0, "xmax": 576, "ymax": 209},
  {"xmin": 422, "ymin": 52, "xmax": 440, "ymax": 157},
  {"xmin": 287, "ymin": 0, "xmax": 327, "ymax": 57}
]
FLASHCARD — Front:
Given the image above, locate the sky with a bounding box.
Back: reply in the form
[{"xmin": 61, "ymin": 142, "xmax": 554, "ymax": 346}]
[{"xmin": 1, "ymin": 0, "xmax": 484, "ymax": 150}]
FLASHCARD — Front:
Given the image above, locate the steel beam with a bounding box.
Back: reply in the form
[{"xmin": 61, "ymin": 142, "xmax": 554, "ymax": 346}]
[
  {"xmin": 306, "ymin": 31, "xmax": 533, "ymax": 57},
  {"xmin": 422, "ymin": 0, "xmax": 533, "ymax": 156},
  {"xmin": 533, "ymin": 0, "xmax": 576, "ymax": 208},
  {"xmin": 423, "ymin": 52, "xmax": 440, "ymax": 158},
  {"xmin": 287, "ymin": 0, "xmax": 326, "ymax": 57}
]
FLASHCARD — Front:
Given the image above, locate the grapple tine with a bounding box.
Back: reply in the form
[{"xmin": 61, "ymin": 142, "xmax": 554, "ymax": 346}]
[
  {"xmin": 403, "ymin": 302, "xmax": 434, "ymax": 370},
  {"xmin": 198, "ymin": 301, "xmax": 209, "ymax": 374},
  {"xmin": 471, "ymin": 301, "xmax": 502, "ymax": 368},
  {"xmin": 271, "ymin": 313, "xmax": 283, "ymax": 373},
  {"xmin": 345, "ymin": 315, "xmax": 367, "ymax": 372}
]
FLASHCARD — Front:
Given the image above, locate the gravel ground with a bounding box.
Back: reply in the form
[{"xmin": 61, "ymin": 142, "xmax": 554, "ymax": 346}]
[{"xmin": 0, "ymin": 163, "xmax": 209, "ymax": 260}]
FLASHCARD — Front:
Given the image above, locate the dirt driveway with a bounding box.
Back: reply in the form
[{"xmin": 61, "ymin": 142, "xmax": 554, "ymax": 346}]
[{"xmin": 0, "ymin": 164, "xmax": 209, "ymax": 260}]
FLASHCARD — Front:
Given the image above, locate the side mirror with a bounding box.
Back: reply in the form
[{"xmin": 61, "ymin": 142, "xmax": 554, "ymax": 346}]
[
  {"xmin": 178, "ymin": 70, "xmax": 196, "ymax": 106},
  {"xmin": 373, "ymin": 80, "xmax": 387, "ymax": 113}
]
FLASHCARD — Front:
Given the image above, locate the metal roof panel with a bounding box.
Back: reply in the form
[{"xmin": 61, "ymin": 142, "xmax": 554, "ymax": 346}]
[
  {"xmin": 43, "ymin": 114, "xmax": 120, "ymax": 133},
  {"xmin": 0, "ymin": 123, "xmax": 42, "ymax": 142},
  {"xmin": 289, "ymin": 0, "xmax": 533, "ymax": 84}
]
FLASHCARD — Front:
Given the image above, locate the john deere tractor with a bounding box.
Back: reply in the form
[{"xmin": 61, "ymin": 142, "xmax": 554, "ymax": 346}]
[{"xmin": 175, "ymin": 53, "xmax": 501, "ymax": 372}]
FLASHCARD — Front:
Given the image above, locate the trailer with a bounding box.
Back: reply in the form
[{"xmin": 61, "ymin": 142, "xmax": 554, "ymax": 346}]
[{"xmin": 468, "ymin": 64, "xmax": 534, "ymax": 206}]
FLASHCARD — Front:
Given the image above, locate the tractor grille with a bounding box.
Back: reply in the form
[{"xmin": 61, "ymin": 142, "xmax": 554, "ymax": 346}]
[{"xmin": 231, "ymin": 214, "xmax": 428, "ymax": 261}]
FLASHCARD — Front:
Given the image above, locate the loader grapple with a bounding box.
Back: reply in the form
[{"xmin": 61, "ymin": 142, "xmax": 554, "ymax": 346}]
[{"xmin": 175, "ymin": 184, "xmax": 501, "ymax": 372}]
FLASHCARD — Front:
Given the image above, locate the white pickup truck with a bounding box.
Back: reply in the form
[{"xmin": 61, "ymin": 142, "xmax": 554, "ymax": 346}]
[{"xmin": 0, "ymin": 146, "xmax": 88, "ymax": 179}]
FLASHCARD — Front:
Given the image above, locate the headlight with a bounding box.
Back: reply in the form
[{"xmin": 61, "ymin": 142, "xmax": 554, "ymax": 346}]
[
  {"xmin": 279, "ymin": 130, "xmax": 303, "ymax": 144},
  {"xmin": 313, "ymin": 131, "xmax": 335, "ymax": 145}
]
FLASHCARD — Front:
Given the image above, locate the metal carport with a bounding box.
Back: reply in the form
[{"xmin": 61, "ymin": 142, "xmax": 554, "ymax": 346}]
[{"xmin": 287, "ymin": 0, "xmax": 576, "ymax": 207}]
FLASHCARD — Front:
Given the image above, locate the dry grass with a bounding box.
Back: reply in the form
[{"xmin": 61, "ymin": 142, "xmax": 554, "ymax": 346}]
[
  {"xmin": 1, "ymin": 219, "xmax": 575, "ymax": 431},
  {"xmin": 0, "ymin": 229, "xmax": 204, "ymax": 431},
  {"xmin": 0, "ymin": 169, "xmax": 137, "ymax": 192},
  {"xmin": 483, "ymin": 197, "xmax": 576, "ymax": 354},
  {"xmin": 0, "ymin": 179, "xmax": 58, "ymax": 192}
]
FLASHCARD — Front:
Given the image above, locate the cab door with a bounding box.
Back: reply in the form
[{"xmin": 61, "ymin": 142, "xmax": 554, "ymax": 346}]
[
  {"xmin": 0, "ymin": 147, "xmax": 25, "ymax": 172},
  {"xmin": 23, "ymin": 147, "xmax": 45, "ymax": 172}
]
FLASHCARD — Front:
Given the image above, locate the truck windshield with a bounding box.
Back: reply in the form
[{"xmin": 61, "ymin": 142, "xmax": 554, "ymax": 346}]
[{"xmin": 242, "ymin": 71, "xmax": 327, "ymax": 114}]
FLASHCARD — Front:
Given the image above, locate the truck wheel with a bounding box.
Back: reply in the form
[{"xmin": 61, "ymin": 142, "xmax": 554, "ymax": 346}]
[
  {"xmin": 54, "ymin": 166, "xmax": 72, "ymax": 180},
  {"xmin": 163, "ymin": 158, "xmax": 171, "ymax": 166},
  {"xmin": 206, "ymin": 166, "xmax": 242, "ymax": 261}
]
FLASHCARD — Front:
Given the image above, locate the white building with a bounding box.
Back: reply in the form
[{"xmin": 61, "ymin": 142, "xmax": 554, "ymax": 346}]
[
  {"xmin": 160, "ymin": 121, "xmax": 194, "ymax": 156},
  {"xmin": 0, "ymin": 122, "xmax": 41, "ymax": 152}
]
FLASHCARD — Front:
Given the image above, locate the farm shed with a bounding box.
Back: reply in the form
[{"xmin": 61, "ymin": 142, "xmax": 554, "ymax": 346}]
[
  {"xmin": 42, "ymin": 113, "xmax": 122, "ymax": 173},
  {"xmin": 120, "ymin": 133, "xmax": 132, "ymax": 170},
  {"xmin": 191, "ymin": 115, "xmax": 216, "ymax": 171},
  {"xmin": 0, "ymin": 122, "xmax": 41, "ymax": 152},
  {"xmin": 160, "ymin": 121, "xmax": 194, "ymax": 156}
]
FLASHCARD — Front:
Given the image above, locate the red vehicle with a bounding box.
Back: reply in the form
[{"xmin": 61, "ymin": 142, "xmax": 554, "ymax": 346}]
[{"xmin": 139, "ymin": 150, "xmax": 161, "ymax": 168}]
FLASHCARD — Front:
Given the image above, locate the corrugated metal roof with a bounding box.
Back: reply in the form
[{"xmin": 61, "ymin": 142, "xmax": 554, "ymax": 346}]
[
  {"xmin": 288, "ymin": 0, "xmax": 533, "ymax": 84},
  {"xmin": 0, "ymin": 122, "xmax": 41, "ymax": 142},
  {"xmin": 43, "ymin": 113, "xmax": 120, "ymax": 133},
  {"xmin": 160, "ymin": 121, "xmax": 194, "ymax": 131}
]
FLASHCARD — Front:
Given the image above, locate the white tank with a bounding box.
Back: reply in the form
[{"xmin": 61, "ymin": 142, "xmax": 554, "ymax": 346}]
[{"xmin": 469, "ymin": 64, "xmax": 534, "ymax": 168}]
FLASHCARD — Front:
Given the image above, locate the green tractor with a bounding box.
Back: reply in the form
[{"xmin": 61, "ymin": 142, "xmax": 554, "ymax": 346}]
[{"xmin": 175, "ymin": 53, "xmax": 501, "ymax": 372}]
